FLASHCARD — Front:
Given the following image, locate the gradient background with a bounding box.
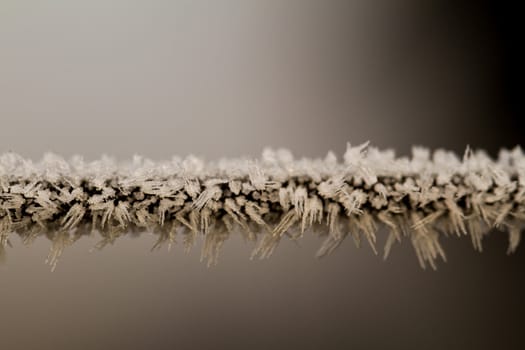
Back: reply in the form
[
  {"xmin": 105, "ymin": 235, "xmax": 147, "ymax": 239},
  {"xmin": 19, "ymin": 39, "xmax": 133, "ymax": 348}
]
[{"xmin": 0, "ymin": 1, "xmax": 523, "ymax": 349}]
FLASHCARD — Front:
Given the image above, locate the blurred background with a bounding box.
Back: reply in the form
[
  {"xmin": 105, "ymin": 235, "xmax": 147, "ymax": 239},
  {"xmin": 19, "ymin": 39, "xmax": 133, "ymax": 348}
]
[{"xmin": 0, "ymin": 1, "xmax": 523, "ymax": 349}]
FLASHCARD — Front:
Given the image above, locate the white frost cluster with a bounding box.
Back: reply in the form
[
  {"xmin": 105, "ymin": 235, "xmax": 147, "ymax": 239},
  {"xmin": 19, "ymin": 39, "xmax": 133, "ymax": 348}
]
[{"xmin": 1, "ymin": 142, "xmax": 524, "ymax": 270}]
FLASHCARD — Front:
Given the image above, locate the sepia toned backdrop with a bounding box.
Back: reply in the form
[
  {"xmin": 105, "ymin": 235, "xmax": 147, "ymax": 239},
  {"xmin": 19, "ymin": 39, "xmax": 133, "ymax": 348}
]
[{"xmin": 1, "ymin": 1, "xmax": 523, "ymax": 349}]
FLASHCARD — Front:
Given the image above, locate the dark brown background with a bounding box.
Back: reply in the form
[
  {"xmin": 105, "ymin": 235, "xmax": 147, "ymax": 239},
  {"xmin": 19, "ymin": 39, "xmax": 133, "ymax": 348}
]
[{"xmin": 0, "ymin": 1, "xmax": 523, "ymax": 349}]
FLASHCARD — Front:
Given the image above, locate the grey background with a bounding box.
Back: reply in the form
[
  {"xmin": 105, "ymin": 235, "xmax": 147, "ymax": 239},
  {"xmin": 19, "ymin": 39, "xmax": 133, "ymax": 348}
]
[{"xmin": 0, "ymin": 1, "xmax": 523, "ymax": 349}]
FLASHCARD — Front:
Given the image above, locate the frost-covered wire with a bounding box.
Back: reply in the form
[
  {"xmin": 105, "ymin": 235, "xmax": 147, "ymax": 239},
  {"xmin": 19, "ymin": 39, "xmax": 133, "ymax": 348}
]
[{"xmin": 1, "ymin": 142, "xmax": 524, "ymax": 270}]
